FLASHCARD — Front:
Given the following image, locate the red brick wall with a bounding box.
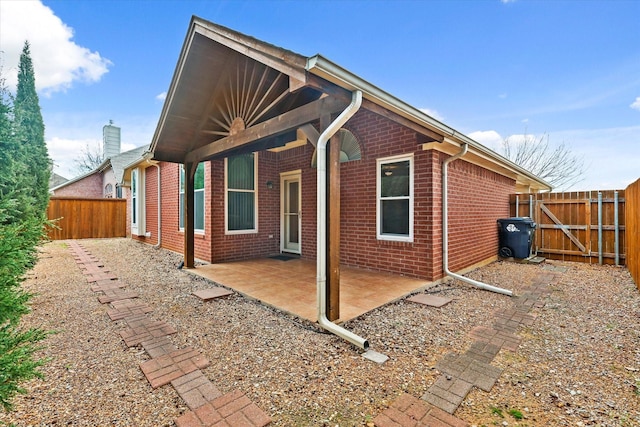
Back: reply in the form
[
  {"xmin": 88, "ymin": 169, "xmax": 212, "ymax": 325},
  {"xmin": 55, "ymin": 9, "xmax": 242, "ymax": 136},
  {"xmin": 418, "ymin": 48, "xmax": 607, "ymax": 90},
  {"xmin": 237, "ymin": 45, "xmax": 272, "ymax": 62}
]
[
  {"xmin": 157, "ymin": 162, "xmax": 181, "ymax": 253},
  {"xmin": 335, "ymin": 110, "xmax": 513, "ymax": 280},
  {"xmin": 53, "ymin": 172, "xmax": 103, "ymax": 198},
  {"xmin": 445, "ymin": 155, "xmax": 514, "ymax": 273},
  {"xmin": 209, "ymin": 152, "xmax": 280, "ymax": 263},
  {"xmin": 153, "ymin": 162, "xmax": 212, "ymax": 262},
  {"xmin": 137, "ymin": 109, "xmax": 515, "ymax": 281},
  {"xmin": 338, "ymin": 111, "xmax": 432, "ymax": 278},
  {"xmin": 276, "ymin": 144, "xmax": 318, "ymax": 260}
]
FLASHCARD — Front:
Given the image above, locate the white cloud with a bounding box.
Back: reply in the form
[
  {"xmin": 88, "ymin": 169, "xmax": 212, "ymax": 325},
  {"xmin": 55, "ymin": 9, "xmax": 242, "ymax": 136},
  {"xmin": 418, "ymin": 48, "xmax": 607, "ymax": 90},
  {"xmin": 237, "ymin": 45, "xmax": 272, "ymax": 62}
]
[
  {"xmin": 467, "ymin": 130, "xmax": 503, "ymax": 152},
  {"xmin": 0, "ymin": 0, "xmax": 111, "ymax": 95},
  {"xmin": 156, "ymin": 91, "xmax": 167, "ymax": 101},
  {"xmin": 419, "ymin": 108, "xmax": 444, "ymax": 122},
  {"xmin": 631, "ymin": 96, "xmax": 640, "ymax": 111},
  {"xmin": 48, "ymin": 136, "xmax": 100, "ymax": 178}
]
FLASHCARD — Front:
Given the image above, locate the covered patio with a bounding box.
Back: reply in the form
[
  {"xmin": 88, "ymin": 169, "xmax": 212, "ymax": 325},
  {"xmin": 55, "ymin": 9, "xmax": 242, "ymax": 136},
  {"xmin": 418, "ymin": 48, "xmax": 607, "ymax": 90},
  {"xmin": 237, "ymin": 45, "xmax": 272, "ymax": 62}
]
[
  {"xmin": 149, "ymin": 17, "xmax": 444, "ymax": 327},
  {"xmin": 188, "ymin": 258, "xmax": 430, "ymax": 322}
]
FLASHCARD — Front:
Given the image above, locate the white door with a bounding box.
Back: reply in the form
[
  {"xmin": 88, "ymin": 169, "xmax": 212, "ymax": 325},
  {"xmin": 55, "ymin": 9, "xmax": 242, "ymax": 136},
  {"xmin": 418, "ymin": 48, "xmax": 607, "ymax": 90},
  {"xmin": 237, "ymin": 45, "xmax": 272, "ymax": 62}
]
[{"xmin": 281, "ymin": 171, "xmax": 301, "ymax": 254}]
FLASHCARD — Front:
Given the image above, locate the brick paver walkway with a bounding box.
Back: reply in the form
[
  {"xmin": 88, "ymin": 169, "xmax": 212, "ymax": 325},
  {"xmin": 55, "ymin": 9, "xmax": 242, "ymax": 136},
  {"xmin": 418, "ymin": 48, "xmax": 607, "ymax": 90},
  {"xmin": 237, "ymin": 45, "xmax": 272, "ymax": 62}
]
[
  {"xmin": 66, "ymin": 240, "xmax": 271, "ymax": 426},
  {"xmin": 374, "ymin": 272, "xmax": 555, "ymax": 426},
  {"xmin": 68, "ymin": 240, "xmax": 556, "ymax": 426},
  {"xmin": 140, "ymin": 347, "xmax": 210, "ymax": 389},
  {"xmin": 172, "ymin": 370, "xmax": 223, "ymax": 410},
  {"xmin": 175, "ymin": 390, "xmax": 272, "ymax": 427},
  {"xmin": 373, "ymin": 393, "xmax": 467, "ymax": 427}
]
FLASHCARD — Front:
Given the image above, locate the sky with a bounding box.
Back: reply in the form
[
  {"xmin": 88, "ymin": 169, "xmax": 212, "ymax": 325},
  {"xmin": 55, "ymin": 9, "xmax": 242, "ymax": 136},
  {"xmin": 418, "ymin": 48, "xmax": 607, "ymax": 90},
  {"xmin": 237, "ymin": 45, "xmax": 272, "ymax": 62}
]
[{"xmin": 0, "ymin": 0, "xmax": 638, "ymax": 191}]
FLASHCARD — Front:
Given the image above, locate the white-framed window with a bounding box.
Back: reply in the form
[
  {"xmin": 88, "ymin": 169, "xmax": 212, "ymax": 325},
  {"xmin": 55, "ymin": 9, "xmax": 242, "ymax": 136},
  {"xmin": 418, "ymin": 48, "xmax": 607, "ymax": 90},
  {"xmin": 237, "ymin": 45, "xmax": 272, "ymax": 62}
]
[
  {"xmin": 104, "ymin": 183, "xmax": 113, "ymax": 198},
  {"xmin": 225, "ymin": 152, "xmax": 258, "ymax": 234},
  {"xmin": 179, "ymin": 163, "xmax": 205, "ymax": 232},
  {"xmin": 376, "ymin": 154, "xmax": 413, "ymax": 242},
  {"xmin": 131, "ymin": 167, "xmax": 145, "ymax": 235}
]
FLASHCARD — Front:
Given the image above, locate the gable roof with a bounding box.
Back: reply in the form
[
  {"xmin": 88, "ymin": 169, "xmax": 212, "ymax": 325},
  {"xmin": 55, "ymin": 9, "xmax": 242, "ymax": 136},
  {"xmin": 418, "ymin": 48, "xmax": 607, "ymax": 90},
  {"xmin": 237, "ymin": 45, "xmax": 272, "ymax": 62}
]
[
  {"xmin": 49, "ymin": 172, "xmax": 69, "ymax": 189},
  {"xmin": 150, "ymin": 16, "xmax": 551, "ymax": 192},
  {"xmin": 106, "ymin": 145, "xmax": 149, "ymax": 184}
]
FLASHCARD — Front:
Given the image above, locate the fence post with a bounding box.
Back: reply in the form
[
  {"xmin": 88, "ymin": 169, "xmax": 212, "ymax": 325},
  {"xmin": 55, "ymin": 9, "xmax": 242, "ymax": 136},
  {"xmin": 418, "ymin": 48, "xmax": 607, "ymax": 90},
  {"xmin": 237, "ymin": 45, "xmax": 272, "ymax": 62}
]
[
  {"xmin": 614, "ymin": 191, "xmax": 619, "ymax": 266},
  {"xmin": 598, "ymin": 191, "xmax": 603, "ymax": 265},
  {"xmin": 529, "ymin": 194, "xmax": 534, "ymax": 219}
]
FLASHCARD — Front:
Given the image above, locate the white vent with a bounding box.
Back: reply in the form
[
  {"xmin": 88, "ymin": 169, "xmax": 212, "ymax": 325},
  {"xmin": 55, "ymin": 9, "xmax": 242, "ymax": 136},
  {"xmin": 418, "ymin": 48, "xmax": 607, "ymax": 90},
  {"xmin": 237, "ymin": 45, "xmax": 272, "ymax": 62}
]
[{"xmin": 311, "ymin": 129, "xmax": 361, "ymax": 167}]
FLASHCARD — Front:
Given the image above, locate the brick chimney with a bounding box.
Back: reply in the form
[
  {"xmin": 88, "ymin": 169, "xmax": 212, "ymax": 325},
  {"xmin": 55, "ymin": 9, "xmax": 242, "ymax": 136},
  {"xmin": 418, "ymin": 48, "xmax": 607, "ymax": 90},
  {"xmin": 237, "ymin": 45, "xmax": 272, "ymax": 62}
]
[{"xmin": 103, "ymin": 120, "xmax": 121, "ymax": 159}]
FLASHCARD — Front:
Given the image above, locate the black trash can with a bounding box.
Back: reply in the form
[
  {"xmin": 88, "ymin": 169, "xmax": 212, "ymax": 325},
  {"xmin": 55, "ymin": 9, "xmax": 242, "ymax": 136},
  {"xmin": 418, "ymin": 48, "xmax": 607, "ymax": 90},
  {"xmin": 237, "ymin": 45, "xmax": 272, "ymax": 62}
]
[{"xmin": 497, "ymin": 217, "xmax": 536, "ymax": 259}]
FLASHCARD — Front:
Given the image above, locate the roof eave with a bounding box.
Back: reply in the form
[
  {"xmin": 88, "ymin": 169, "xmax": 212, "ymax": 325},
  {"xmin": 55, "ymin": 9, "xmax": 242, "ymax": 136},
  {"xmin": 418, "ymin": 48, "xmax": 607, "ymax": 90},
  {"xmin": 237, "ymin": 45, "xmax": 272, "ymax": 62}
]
[
  {"xmin": 306, "ymin": 54, "xmax": 551, "ymax": 192},
  {"xmin": 150, "ymin": 16, "xmax": 309, "ymax": 163}
]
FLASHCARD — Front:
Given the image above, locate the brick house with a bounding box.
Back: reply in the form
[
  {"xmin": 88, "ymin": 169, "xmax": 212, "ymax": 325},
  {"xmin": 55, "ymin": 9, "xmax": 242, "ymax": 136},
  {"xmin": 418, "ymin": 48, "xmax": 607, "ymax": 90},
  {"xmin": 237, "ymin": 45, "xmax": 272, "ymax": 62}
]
[
  {"xmin": 126, "ymin": 17, "xmax": 549, "ymax": 334},
  {"xmin": 51, "ymin": 124, "xmax": 147, "ymax": 200}
]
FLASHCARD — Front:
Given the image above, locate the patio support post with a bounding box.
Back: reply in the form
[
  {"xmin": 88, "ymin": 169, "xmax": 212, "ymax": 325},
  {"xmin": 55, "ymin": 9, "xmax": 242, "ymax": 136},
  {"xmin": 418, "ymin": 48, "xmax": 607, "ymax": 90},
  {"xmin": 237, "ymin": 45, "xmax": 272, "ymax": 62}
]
[
  {"xmin": 183, "ymin": 161, "xmax": 196, "ymax": 268},
  {"xmin": 316, "ymin": 90, "xmax": 368, "ymax": 350},
  {"xmin": 327, "ymin": 130, "xmax": 341, "ymax": 321}
]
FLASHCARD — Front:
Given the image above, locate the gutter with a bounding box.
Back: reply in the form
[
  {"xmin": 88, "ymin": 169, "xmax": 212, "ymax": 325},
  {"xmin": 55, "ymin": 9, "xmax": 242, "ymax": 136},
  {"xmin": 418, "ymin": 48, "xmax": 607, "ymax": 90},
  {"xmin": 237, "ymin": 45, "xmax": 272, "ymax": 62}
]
[
  {"xmin": 316, "ymin": 90, "xmax": 369, "ymax": 350},
  {"xmin": 442, "ymin": 143, "xmax": 513, "ymax": 296}
]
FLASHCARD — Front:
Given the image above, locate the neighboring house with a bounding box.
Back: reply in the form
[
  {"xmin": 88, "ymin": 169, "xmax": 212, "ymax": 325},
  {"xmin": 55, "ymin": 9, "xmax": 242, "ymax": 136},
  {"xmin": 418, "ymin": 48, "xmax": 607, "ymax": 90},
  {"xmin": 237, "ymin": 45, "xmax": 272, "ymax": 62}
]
[
  {"xmin": 50, "ymin": 124, "xmax": 148, "ymax": 200},
  {"xmin": 126, "ymin": 17, "xmax": 550, "ymax": 287},
  {"xmin": 49, "ymin": 172, "xmax": 68, "ymax": 189}
]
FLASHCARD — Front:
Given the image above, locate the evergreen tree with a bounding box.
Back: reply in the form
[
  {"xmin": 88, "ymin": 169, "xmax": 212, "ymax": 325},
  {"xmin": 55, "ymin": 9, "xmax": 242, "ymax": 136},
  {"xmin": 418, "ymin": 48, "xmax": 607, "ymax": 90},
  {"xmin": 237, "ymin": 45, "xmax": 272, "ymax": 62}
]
[
  {"xmin": 0, "ymin": 51, "xmax": 49, "ymax": 412},
  {"xmin": 13, "ymin": 41, "xmax": 50, "ymax": 215}
]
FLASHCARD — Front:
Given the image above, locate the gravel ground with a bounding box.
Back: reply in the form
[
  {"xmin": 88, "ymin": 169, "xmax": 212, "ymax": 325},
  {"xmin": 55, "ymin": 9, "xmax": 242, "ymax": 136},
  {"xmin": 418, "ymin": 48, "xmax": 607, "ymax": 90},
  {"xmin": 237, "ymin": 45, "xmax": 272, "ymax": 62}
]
[{"xmin": 1, "ymin": 238, "xmax": 639, "ymax": 426}]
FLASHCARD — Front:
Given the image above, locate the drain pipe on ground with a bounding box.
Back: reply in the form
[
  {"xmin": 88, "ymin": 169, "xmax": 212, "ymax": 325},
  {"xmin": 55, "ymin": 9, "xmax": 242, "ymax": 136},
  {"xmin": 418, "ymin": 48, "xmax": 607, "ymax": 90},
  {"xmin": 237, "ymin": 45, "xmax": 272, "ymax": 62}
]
[
  {"xmin": 442, "ymin": 143, "xmax": 513, "ymax": 296},
  {"xmin": 317, "ymin": 90, "xmax": 369, "ymax": 350}
]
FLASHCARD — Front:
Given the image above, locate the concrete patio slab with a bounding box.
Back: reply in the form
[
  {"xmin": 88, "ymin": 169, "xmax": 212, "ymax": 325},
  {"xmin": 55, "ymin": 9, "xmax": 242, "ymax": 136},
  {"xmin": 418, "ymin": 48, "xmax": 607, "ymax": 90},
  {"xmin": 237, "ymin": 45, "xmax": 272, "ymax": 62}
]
[
  {"xmin": 193, "ymin": 288, "xmax": 233, "ymax": 301},
  {"xmin": 407, "ymin": 294, "xmax": 452, "ymax": 307},
  {"xmin": 188, "ymin": 258, "xmax": 431, "ymax": 322}
]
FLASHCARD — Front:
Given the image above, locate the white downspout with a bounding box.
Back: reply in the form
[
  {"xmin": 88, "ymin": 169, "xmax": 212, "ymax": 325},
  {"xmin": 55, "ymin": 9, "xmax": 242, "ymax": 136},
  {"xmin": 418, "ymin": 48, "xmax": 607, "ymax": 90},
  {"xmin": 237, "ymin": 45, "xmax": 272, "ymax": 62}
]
[
  {"xmin": 317, "ymin": 90, "xmax": 369, "ymax": 350},
  {"xmin": 442, "ymin": 143, "xmax": 513, "ymax": 296},
  {"xmin": 147, "ymin": 161, "xmax": 162, "ymax": 249}
]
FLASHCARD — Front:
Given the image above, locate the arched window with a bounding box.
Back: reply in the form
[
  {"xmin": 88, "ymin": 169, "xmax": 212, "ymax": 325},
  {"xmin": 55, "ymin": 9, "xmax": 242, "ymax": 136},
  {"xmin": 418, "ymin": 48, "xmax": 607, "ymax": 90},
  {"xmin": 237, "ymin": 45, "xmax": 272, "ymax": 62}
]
[{"xmin": 104, "ymin": 183, "xmax": 113, "ymax": 198}]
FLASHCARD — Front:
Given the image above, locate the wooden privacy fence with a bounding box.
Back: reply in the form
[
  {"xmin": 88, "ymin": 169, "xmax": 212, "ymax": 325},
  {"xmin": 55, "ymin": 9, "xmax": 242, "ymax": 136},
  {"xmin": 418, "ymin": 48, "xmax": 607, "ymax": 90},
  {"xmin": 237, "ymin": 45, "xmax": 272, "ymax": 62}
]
[
  {"xmin": 509, "ymin": 190, "xmax": 626, "ymax": 265},
  {"xmin": 47, "ymin": 197, "xmax": 126, "ymax": 240},
  {"xmin": 626, "ymin": 179, "xmax": 640, "ymax": 288}
]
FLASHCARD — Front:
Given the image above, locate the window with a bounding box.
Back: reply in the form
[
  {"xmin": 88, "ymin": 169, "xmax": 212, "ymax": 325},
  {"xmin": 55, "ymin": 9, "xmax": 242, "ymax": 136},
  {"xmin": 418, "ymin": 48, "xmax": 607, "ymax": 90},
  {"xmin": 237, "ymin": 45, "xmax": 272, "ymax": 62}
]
[
  {"xmin": 179, "ymin": 163, "xmax": 205, "ymax": 232},
  {"xmin": 377, "ymin": 154, "xmax": 413, "ymax": 242},
  {"xmin": 131, "ymin": 168, "xmax": 145, "ymax": 235},
  {"xmin": 226, "ymin": 153, "xmax": 257, "ymax": 233},
  {"xmin": 104, "ymin": 183, "xmax": 113, "ymax": 198}
]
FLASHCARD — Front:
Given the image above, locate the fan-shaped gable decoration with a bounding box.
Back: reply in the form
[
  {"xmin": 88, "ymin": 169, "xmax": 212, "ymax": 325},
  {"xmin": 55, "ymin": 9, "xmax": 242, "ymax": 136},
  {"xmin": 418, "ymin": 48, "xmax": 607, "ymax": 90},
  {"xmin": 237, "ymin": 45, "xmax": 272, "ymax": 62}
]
[{"xmin": 311, "ymin": 129, "xmax": 361, "ymax": 167}]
